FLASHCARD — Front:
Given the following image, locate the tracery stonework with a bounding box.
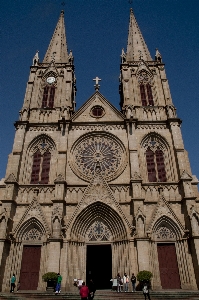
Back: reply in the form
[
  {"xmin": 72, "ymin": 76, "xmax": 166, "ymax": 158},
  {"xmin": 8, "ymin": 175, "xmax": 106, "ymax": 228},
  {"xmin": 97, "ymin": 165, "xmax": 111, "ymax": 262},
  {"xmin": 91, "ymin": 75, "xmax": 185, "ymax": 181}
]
[
  {"xmin": 156, "ymin": 226, "xmax": 175, "ymax": 240},
  {"xmin": 87, "ymin": 220, "xmax": 111, "ymax": 241},
  {"xmin": 137, "ymin": 70, "xmax": 152, "ymax": 84},
  {"xmin": 70, "ymin": 133, "xmax": 127, "ymax": 182},
  {"xmin": 23, "ymin": 227, "xmax": 42, "ymax": 241}
]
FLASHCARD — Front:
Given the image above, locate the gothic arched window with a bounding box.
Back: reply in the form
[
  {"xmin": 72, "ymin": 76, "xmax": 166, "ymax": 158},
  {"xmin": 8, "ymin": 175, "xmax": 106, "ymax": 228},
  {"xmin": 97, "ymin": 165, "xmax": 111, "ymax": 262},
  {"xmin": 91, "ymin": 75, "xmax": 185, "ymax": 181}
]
[
  {"xmin": 146, "ymin": 147, "xmax": 166, "ymax": 182},
  {"xmin": 137, "ymin": 70, "xmax": 154, "ymax": 106},
  {"xmin": 30, "ymin": 150, "xmax": 51, "ymax": 184},
  {"xmin": 140, "ymin": 84, "xmax": 154, "ymax": 106},
  {"xmin": 41, "ymin": 86, "xmax": 55, "ymax": 108}
]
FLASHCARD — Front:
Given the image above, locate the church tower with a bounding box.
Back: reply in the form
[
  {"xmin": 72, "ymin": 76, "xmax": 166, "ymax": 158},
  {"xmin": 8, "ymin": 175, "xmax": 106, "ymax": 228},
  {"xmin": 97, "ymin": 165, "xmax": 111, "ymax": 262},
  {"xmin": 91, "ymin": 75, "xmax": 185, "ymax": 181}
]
[
  {"xmin": 119, "ymin": 8, "xmax": 199, "ymax": 290},
  {"xmin": 0, "ymin": 9, "xmax": 199, "ymax": 292}
]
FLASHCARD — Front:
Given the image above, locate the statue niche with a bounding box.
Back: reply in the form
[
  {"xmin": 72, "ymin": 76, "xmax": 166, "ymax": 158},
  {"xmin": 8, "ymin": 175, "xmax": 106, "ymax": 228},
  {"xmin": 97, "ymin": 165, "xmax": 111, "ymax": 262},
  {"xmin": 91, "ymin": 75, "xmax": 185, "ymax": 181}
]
[{"xmin": 52, "ymin": 205, "xmax": 62, "ymax": 238}]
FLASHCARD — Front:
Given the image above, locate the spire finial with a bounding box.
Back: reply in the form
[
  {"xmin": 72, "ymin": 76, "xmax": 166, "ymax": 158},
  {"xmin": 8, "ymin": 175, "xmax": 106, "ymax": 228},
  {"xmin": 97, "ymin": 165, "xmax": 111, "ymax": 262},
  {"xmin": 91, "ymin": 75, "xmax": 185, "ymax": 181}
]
[{"xmin": 93, "ymin": 76, "xmax": 101, "ymax": 91}]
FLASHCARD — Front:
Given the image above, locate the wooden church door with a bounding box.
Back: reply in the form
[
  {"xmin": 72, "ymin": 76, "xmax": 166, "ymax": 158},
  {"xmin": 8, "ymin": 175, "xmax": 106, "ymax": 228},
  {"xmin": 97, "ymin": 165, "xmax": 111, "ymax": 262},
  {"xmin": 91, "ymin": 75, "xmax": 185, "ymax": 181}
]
[
  {"xmin": 20, "ymin": 245, "xmax": 41, "ymax": 290},
  {"xmin": 157, "ymin": 243, "xmax": 181, "ymax": 289}
]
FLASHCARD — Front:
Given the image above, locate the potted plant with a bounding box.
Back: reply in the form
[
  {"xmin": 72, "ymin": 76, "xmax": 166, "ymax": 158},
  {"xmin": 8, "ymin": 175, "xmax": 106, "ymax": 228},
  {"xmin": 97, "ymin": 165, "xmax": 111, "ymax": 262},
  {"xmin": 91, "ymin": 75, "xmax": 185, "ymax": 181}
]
[
  {"xmin": 137, "ymin": 270, "xmax": 153, "ymax": 291},
  {"xmin": 42, "ymin": 272, "xmax": 58, "ymax": 291}
]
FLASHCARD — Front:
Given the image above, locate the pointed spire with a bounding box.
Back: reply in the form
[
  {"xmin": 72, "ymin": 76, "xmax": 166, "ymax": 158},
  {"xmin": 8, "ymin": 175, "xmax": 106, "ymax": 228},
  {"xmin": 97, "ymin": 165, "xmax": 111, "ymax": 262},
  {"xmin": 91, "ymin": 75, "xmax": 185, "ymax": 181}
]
[
  {"xmin": 43, "ymin": 10, "xmax": 69, "ymax": 63},
  {"xmin": 126, "ymin": 8, "xmax": 152, "ymax": 62}
]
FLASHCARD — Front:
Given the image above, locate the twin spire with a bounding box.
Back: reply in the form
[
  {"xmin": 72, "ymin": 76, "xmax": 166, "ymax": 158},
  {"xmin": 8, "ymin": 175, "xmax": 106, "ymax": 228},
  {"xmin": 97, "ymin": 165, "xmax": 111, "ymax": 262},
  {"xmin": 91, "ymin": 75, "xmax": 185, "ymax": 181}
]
[
  {"xmin": 42, "ymin": 8, "xmax": 152, "ymax": 65},
  {"xmin": 43, "ymin": 10, "xmax": 69, "ymax": 63}
]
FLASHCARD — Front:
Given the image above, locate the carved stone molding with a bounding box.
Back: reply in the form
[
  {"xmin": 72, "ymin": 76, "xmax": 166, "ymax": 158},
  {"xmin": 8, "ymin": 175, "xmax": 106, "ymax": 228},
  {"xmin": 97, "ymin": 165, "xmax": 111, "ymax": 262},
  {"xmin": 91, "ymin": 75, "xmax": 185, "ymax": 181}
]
[
  {"xmin": 137, "ymin": 124, "xmax": 166, "ymax": 130},
  {"xmin": 71, "ymin": 124, "xmax": 125, "ymax": 131},
  {"xmin": 29, "ymin": 126, "xmax": 57, "ymax": 132}
]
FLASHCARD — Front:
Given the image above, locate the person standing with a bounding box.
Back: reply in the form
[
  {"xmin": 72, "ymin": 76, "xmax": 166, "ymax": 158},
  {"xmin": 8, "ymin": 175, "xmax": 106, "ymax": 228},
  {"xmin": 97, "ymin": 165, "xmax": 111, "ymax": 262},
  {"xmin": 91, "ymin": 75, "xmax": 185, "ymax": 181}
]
[
  {"xmin": 87, "ymin": 279, "xmax": 96, "ymax": 300},
  {"xmin": 131, "ymin": 273, "xmax": 136, "ymax": 292},
  {"xmin": 116, "ymin": 273, "xmax": 122, "ymax": 292},
  {"xmin": 55, "ymin": 273, "xmax": 62, "ymax": 294},
  {"xmin": 143, "ymin": 282, "xmax": 151, "ymax": 300},
  {"xmin": 80, "ymin": 282, "xmax": 89, "ymax": 300},
  {"xmin": 10, "ymin": 274, "xmax": 16, "ymax": 293},
  {"xmin": 123, "ymin": 273, "xmax": 129, "ymax": 292}
]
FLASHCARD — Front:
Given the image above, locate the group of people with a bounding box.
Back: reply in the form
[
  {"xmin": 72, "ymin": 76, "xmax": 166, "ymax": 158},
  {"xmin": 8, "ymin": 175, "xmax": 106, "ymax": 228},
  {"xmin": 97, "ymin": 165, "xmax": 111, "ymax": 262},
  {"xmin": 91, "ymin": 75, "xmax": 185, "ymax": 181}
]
[
  {"xmin": 10, "ymin": 271, "xmax": 150, "ymax": 300},
  {"xmin": 116, "ymin": 272, "xmax": 136, "ymax": 292},
  {"xmin": 116, "ymin": 273, "xmax": 150, "ymax": 299}
]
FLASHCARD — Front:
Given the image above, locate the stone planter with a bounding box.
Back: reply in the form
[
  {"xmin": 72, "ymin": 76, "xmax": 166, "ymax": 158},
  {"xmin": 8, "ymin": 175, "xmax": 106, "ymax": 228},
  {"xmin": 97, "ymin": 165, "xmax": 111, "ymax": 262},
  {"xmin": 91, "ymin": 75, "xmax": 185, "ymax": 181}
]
[{"xmin": 46, "ymin": 280, "xmax": 56, "ymax": 292}]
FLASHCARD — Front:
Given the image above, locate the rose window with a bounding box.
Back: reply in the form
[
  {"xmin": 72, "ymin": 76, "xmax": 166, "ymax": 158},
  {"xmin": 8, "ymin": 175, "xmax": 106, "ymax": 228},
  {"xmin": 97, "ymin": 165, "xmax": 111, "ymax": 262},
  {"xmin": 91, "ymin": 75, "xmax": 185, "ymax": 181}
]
[
  {"xmin": 71, "ymin": 133, "xmax": 126, "ymax": 181},
  {"xmin": 87, "ymin": 221, "xmax": 111, "ymax": 241}
]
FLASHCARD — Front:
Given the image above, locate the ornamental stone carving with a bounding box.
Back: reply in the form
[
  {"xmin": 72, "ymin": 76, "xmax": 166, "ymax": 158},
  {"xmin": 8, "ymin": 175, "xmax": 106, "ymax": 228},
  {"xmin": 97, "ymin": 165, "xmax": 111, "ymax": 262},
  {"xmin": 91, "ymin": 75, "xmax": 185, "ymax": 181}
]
[
  {"xmin": 156, "ymin": 226, "xmax": 175, "ymax": 240},
  {"xmin": 23, "ymin": 227, "xmax": 42, "ymax": 241},
  {"xmin": 87, "ymin": 220, "xmax": 111, "ymax": 241},
  {"xmin": 70, "ymin": 133, "xmax": 127, "ymax": 182}
]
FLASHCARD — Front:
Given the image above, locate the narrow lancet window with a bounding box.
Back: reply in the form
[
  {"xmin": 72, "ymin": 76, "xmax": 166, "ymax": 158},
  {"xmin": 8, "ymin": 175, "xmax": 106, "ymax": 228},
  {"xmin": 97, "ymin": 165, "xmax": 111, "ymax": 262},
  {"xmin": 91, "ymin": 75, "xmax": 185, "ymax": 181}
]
[
  {"xmin": 41, "ymin": 86, "xmax": 55, "ymax": 108},
  {"xmin": 30, "ymin": 150, "xmax": 42, "ymax": 184},
  {"xmin": 146, "ymin": 147, "xmax": 166, "ymax": 182},
  {"xmin": 30, "ymin": 150, "xmax": 51, "ymax": 184},
  {"xmin": 140, "ymin": 84, "xmax": 147, "ymax": 106}
]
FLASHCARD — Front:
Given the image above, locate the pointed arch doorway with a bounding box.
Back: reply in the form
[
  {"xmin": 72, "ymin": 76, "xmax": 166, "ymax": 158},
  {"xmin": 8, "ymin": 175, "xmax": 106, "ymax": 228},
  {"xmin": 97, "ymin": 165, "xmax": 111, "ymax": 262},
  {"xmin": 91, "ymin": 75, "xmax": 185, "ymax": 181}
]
[{"xmin": 86, "ymin": 244, "xmax": 112, "ymax": 289}]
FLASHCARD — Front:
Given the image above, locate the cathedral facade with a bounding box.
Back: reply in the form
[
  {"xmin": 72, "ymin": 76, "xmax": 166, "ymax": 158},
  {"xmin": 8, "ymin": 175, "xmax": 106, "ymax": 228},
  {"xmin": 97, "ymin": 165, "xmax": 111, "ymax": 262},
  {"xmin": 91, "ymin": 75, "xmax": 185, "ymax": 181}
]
[{"xmin": 0, "ymin": 9, "xmax": 199, "ymax": 292}]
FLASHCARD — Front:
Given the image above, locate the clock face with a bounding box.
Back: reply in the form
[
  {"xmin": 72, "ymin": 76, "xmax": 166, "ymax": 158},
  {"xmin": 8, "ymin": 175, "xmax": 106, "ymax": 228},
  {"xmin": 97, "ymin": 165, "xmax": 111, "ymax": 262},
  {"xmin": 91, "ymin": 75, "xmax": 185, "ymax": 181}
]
[{"xmin": 46, "ymin": 76, "xmax": 55, "ymax": 84}]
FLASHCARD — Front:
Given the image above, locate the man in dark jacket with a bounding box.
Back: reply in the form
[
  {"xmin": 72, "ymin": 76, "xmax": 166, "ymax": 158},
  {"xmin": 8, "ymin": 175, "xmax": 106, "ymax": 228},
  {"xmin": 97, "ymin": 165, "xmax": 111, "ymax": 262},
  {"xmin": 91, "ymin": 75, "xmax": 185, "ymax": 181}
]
[{"xmin": 87, "ymin": 279, "xmax": 96, "ymax": 300}]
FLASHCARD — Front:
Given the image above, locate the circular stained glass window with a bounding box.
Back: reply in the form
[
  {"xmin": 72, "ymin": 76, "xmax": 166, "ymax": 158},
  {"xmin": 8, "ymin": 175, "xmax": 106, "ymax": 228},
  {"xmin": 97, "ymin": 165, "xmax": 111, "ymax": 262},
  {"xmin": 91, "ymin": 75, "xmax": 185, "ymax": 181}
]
[
  {"xmin": 91, "ymin": 106, "xmax": 104, "ymax": 117},
  {"xmin": 70, "ymin": 133, "xmax": 127, "ymax": 182}
]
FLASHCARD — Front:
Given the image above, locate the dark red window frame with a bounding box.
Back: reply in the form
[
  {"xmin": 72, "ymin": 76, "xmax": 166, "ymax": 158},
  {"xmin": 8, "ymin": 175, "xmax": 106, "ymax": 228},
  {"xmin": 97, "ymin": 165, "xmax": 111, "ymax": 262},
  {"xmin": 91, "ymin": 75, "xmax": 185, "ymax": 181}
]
[
  {"xmin": 146, "ymin": 147, "xmax": 167, "ymax": 182},
  {"xmin": 41, "ymin": 86, "xmax": 55, "ymax": 108},
  {"xmin": 140, "ymin": 84, "xmax": 154, "ymax": 106},
  {"xmin": 30, "ymin": 150, "xmax": 42, "ymax": 184},
  {"xmin": 91, "ymin": 106, "xmax": 104, "ymax": 117},
  {"xmin": 40, "ymin": 151, "xmax": 51, "ymax": 184},
  {"xmin": 146, "ymin": 148, "xmax": 157, "ymax": 182},
  {"xmin": 156, "ymin": 149, "xmax": 167, "ymax": 182},
  {"xmin": 30, "ymin": 150, "xmax": 51, "ymax": 184}
]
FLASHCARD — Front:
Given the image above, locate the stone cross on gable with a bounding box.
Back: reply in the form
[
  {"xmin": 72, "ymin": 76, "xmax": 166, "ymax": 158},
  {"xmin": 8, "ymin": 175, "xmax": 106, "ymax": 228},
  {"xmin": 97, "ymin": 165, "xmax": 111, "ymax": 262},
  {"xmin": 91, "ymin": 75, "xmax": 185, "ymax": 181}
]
[{"xmin": 93, "ymin": 76, "xmax": 101, "ymax": 91}]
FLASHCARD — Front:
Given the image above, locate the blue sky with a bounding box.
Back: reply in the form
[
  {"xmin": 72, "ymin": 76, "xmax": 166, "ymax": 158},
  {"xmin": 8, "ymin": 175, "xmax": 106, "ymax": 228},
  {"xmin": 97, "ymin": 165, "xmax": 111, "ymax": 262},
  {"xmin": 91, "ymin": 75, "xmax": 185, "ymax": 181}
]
[{"xmin": 1, "ymin": 0, "xmax": 199, "ymax": 181}]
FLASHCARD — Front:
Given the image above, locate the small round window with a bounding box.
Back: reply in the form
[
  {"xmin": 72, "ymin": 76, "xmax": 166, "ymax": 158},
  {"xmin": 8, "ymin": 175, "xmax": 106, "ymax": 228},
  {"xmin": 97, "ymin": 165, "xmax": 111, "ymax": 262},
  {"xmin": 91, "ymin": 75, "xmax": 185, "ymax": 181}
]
[{"xmin": 91, "ymin": 106, "xmax": 105, "ymax": 118}]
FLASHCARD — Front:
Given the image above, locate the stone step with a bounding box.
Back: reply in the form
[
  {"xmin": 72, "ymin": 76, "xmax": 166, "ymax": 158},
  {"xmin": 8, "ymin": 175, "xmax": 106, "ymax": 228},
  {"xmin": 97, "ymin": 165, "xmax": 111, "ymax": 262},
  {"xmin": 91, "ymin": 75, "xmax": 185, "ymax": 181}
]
[{"xmin": 1, "ymin": 291, "xmax": 199, "ymax": 300}]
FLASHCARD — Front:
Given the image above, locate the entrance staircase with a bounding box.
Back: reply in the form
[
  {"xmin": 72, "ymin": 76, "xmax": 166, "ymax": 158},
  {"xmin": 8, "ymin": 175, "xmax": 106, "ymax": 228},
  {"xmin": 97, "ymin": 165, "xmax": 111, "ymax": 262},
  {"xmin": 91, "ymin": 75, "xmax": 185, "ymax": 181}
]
[{"xmin": 1, "ymin": 290, "xmax": 199, "ymax": 300}]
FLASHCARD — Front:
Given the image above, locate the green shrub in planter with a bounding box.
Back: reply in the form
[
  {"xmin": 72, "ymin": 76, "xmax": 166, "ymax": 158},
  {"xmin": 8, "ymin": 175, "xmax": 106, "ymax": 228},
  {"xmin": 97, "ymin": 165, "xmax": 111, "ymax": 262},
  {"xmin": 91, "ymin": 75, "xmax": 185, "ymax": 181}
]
[
  {"xmin": 137, "ymin": 270, "xmax": 153, "ymax": 282},
  {"xmin": 42, "ymin": 272, "xmax": 58, "ymax": 282},
  {"xmin": 43, "ymin": 272, "xmax": 58, "ymax": 291},
  {"xmin": 137, "ymin": 270, "xmax": 153, "ymax": 290}
]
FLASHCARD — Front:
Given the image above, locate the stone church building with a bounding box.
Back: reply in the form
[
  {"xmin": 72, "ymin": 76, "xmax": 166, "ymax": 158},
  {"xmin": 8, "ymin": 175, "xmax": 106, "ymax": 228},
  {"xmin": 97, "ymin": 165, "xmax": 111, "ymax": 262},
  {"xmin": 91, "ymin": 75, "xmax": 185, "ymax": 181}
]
[{"xmin": 0, "ymin": 9, "xmax": 199, "ymax": 292}]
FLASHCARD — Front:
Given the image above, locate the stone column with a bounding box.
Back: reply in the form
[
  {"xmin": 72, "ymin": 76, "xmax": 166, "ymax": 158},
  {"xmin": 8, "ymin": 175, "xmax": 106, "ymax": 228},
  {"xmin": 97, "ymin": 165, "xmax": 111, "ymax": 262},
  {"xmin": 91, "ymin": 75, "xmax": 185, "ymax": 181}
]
[
  {"xmin": 136, "ymin": 238, "xmax": 150, "ymax": 271},
  {"xmin": 47, "ymin": 238, "xmax": 62, "ymax": 273}
]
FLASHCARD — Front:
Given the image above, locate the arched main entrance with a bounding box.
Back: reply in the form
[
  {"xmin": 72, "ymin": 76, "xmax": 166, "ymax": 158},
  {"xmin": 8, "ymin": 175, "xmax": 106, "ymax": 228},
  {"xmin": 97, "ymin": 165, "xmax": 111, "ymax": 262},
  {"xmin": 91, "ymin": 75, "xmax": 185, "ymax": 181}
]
[{"xmin": 70, "ymin": 201, "xmax": 128, "ymax": 289}]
